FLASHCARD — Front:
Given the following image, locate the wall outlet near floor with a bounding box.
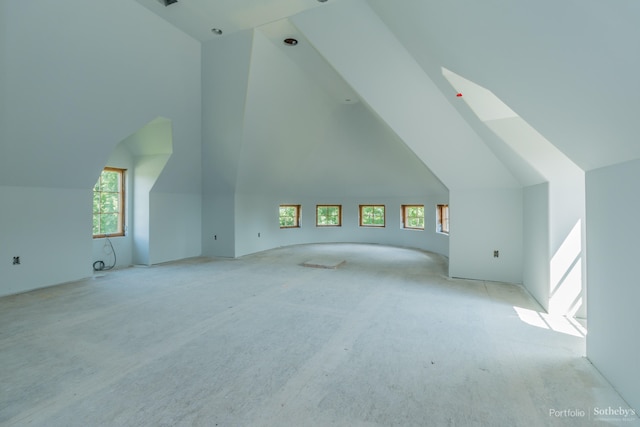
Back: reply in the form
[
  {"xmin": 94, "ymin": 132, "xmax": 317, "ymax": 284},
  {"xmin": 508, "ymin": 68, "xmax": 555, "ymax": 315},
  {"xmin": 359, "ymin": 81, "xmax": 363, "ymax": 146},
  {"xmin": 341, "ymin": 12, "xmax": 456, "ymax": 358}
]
[{"xmin": 12, "ymin": 256, "xmax": 20, "ymax": 265}]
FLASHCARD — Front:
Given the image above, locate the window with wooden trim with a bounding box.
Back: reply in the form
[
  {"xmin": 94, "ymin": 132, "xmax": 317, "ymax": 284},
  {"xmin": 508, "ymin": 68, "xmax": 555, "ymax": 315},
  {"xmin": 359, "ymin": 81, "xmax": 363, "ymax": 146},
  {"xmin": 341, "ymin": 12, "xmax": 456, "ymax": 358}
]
[
  {"xmin": 359, "ymin": 205, "xmax": 385, "ymax": 227},
  {"xmin": 437, "ymin": 204, "xmax": 449, "ymax": 234},
  {"xmin": 93, "ymin": 167, "xmax": 125, "ymax": 238},
  {"xmin": 316, "ymin": 205, "xmax": 342, "ymax": 227},
  {"xmin": 402, "ymin": 205, "xmax": 425, "ymax": 230},
  {"xmin": 279, "ymin": 205, "xmax": 301, "ymax": 228}
]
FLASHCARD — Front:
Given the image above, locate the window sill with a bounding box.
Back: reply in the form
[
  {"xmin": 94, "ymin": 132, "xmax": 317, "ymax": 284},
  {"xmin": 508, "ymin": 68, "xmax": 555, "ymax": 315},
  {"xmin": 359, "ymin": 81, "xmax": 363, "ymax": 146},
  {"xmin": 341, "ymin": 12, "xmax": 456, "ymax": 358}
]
[{"xmin": 93, "ymin": 233, "xmax": 125, "ymax": 239}]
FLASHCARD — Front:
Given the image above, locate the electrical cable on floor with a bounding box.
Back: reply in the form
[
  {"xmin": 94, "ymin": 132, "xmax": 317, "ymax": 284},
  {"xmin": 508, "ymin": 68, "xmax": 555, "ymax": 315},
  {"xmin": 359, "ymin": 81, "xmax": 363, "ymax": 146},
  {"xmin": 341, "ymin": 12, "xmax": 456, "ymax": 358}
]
[{"xmin": 93, "ymin": 237, "xmax": 117, "ymax": 271}]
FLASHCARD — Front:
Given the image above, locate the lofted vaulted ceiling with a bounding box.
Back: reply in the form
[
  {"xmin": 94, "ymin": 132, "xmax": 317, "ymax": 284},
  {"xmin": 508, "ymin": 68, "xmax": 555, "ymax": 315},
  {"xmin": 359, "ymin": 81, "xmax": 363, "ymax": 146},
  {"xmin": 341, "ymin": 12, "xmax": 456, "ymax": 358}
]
[
  {"xmin": 137, "ymin": 0, "xmax": 640, "ymax": 192},
  {"xmin": 367, "ymin": 0, "xmax": 640, "ymax": 172}
]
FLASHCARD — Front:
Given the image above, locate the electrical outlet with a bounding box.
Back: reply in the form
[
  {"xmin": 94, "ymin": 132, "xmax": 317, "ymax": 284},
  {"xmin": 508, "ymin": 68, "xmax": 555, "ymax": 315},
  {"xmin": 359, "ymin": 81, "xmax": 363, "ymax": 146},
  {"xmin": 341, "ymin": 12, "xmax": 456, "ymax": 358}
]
[
  {"xmin": 12, "ymin": 256, "xmax": 20, "ymax": 265},
  {"xmin": 258, "ymin": 232, "xmax": 261, "ymax": 238},
  {"xmin": 214, "ymin": 235, "xmax": 217, "ymax": 240},
  {"xmin": 493, "ymin": 250, "xmax": 499, "ymax": 258}
]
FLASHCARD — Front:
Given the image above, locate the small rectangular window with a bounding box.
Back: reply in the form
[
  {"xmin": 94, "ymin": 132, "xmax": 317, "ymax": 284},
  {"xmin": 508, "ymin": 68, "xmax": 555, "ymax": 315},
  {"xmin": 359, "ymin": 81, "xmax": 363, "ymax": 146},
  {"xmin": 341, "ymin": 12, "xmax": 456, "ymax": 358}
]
[
  {"xmin": 316, "ymin": 205, "xmax": 342, "ymax": 227},
  {"xmin": 279, "ymin": 205, "xmax": 301, "ymax": 228},
  {"xmin": 437, "ymin": 204, "xmax": 449, "ymax": 234},
  {"xmin": 402, "ymin": 205, "xmax": 425, "ymax": 230},
  {"xmin": 359, "ymin": 205, "xmax": 385, "ymax": 227},
  {"xmin": 93, "ymin": 167, "xmax": 125, "ymax": 238}
]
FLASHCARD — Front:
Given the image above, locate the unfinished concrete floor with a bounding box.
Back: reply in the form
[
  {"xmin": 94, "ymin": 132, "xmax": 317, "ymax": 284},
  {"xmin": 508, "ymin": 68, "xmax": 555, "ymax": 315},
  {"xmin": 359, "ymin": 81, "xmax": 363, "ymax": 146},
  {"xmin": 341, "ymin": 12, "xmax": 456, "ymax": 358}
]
[{"xmin": 1, "ymin": 243, "xmax": 637, "ymax": 426}]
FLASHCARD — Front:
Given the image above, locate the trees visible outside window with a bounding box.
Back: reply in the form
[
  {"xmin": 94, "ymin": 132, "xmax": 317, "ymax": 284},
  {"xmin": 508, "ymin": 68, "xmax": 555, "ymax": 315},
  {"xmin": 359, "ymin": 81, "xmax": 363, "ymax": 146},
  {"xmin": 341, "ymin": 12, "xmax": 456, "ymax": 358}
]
[
  {"xmin": 402, "ymin": 205, "xmax": 425, "ymax": 230},
  {"xmin": 437, "ymin": 204, "xmax": 449, "ymax": 234},
  {"xmin": 316, "ymin": 205, "xmax": 342, "ymax": 226},
  {"xmin": 279, "ymin": 205, "xmax": 301, "ymax": 228},
  {"xmin": 360, "ymin": 205, "xmax": 385, "ymax": 227},
  {"xmin": 93, "ymin": 168, "xmax": 125, "ymax": 238}
]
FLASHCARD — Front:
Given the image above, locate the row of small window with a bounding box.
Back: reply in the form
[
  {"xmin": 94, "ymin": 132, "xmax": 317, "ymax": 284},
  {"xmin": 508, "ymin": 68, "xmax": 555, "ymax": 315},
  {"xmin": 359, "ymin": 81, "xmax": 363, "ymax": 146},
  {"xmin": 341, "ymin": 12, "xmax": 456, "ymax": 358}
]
[
  {"xmin": 279, "ymin": 204, "xmax": 449, "ymax": 233},
  {"xmin": 92, "ymin": 168, "xmax": 451, "ymax": 238}
]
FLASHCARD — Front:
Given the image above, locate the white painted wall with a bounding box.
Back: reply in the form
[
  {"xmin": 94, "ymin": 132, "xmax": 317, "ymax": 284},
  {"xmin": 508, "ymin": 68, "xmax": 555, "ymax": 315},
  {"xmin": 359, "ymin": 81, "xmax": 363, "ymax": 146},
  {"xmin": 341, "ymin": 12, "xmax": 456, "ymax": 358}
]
[
  {"xmin": 484, "ymin": 116, "xmax": 586, "ymax": 315},
  {"xmin": 202, "ymin": 194, "xmax": 237, "ymax": 258},
  {"xmin": 0, "ymin": 0, "xmax": 201, "ymax": 190},
  {"xmin": 586, "ymin": 159, "xmax": 640, "ymax": 412},
  {"xmin": 449, "ymin": 189, "xmax": 523, "ymax": 284},
  {"xmin": 548, "ymin": 178, "xmax": 586, "ymax": 317},
  {"xmin": 201, "ymin": 31, "xmax": 253, "ymax": 258},
  {"xmin": 133, "ymin": 154, "xmax": 171, "ymax": 265},
  {"xmin": 234, "ymin": 193, "xmax": 449, "ymax": 258},
  {"xmin": 149, "ymin": 192, "xmax": 202, "ymax": 265},
  {"xmin": 0, "ymin": 187, "xmax": 91, "ymax": 297},
  {"xmin": 522, "ymin": 183, "xmax": 550, "ymax": 310},
  {"xmin": 0, "ymin": 0, "xmax": 201, "ymax": 294}
]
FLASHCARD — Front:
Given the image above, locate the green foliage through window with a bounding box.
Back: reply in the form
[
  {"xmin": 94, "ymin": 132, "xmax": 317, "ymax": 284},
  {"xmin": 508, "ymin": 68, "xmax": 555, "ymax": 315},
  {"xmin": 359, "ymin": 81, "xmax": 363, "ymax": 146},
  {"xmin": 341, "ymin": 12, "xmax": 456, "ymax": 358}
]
[
  {"xmin": 437, "ymin": 204, "xmax": 449, "ymax": 234},
  {"xmin": 403, "ymin": 205, "xmax": 425, "ymax": 229},
  {"xmin": 279, "ymin": 205, "xmax": 300, "ymax": 228},
  {"xmin": 316, "ymin": 205, "xmax": 341, "ymax": 226},
  {"xmin": 360, "ymin": 205, "xmax": 385, "ymax": 227},
  {"xmin": 93, "ymin": 168, "xmax": 125, "ymax": 237}
]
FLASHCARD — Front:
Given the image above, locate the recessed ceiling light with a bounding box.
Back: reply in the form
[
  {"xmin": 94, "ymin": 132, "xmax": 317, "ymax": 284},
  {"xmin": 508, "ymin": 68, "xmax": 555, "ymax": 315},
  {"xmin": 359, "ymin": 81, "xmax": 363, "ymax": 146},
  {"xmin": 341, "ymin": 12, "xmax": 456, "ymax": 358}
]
[
  {"xmin": 317, "ymin": 0, "xmax": 328, "ymax": 3},
  {"xmin": 283, "ymin": 38, "xmax": 298, "ymax": 46},
  {"xmin": 211, "ymin": 28, "xmax": 223, "ymax": 35}
]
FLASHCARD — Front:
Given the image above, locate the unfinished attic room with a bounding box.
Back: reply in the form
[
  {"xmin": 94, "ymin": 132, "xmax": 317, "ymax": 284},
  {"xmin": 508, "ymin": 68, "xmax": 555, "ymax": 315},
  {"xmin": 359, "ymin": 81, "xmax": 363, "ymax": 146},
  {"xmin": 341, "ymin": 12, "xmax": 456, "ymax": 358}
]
[{"xmin": 2, "ymin": 0, "xmax": 640, "ymax": 425}]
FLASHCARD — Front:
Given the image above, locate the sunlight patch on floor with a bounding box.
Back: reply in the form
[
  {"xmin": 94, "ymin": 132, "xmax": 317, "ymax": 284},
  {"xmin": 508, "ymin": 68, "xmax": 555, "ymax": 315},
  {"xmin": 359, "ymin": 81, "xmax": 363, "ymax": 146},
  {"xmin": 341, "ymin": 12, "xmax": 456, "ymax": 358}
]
[{"xmin": 514, "ymin": 306, "xmax": 587, "ymax": 338}]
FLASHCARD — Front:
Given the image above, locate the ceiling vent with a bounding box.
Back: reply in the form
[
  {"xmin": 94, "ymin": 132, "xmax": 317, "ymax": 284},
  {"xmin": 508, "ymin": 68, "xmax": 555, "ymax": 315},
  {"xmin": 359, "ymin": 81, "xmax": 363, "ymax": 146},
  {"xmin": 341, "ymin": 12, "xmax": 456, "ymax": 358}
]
[{"xmin": 157, "ymin": 0, "xmax": 178, "ymax": 6}]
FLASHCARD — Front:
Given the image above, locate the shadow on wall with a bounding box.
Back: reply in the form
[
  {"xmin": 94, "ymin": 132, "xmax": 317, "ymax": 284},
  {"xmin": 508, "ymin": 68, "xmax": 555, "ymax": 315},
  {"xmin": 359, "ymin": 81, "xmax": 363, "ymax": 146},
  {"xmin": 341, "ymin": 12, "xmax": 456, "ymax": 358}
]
[{"xmin": 119, "ymin": 117, "xmax": 173, "ymax": 265}]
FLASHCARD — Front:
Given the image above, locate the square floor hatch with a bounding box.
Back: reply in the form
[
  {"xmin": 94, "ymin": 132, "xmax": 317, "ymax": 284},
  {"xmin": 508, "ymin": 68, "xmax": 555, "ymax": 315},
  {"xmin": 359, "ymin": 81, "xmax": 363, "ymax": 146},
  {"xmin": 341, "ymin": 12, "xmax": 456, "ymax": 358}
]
[{"xmin": 301, "ymin": 258, "xmax": 346, "ymax": 269}]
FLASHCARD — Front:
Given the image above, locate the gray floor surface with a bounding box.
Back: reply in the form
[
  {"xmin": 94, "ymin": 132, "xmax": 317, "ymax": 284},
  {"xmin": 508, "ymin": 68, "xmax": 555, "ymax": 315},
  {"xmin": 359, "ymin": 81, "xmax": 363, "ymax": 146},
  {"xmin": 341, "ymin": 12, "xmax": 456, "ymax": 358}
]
[{"xmin": 1, "ymin": 243, "xmax": 637, "ymax": 426}]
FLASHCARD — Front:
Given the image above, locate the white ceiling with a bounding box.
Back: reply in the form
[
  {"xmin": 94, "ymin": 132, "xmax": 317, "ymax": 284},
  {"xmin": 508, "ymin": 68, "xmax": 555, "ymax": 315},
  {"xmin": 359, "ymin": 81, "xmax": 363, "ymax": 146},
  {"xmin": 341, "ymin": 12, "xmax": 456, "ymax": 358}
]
[
  {"xmin": 136, "ymin": 0, "xmax": 358, "ymax": 104},
  {"xmin": 257, "ymin": 18, "xmax": 359, "ymax": 104},
  {"xmin": 135, "ymin": 0, "xmax": 640, "ymax": 180},
  {"xmin": 367, "ymin": 0, "xmax": 640, "ymax": 171},
  {"xmin": 135, "ymin": 0, "xmax": 335, "ymax": 41}
]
